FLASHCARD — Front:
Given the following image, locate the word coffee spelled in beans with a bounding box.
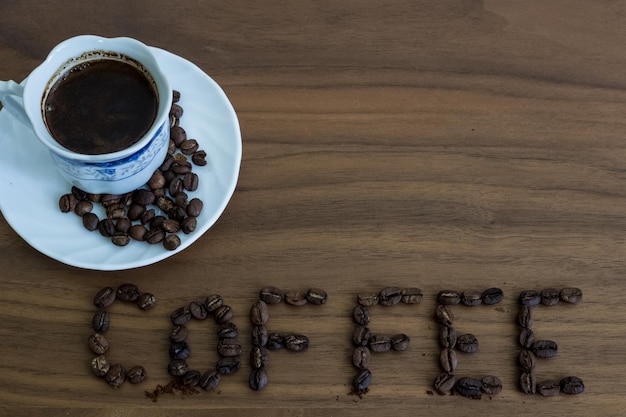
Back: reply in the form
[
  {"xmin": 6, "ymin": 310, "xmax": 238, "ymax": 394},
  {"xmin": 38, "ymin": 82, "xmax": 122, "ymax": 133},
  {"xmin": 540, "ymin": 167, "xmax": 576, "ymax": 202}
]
[
  {"xmin": 59, "ymin": 90, "xmax": 206, "ymax": 251},
  {"xmin": 84, "ymin": 286, "xmax": 584, "ymax": 398}
]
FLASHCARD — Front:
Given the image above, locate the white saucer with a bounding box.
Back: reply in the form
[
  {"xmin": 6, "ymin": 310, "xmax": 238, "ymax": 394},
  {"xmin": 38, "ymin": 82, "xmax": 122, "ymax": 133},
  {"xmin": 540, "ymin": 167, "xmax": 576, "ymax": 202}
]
[{"xmin": 0, "ymin": 47, "xmax": 242, "ymax": 270}]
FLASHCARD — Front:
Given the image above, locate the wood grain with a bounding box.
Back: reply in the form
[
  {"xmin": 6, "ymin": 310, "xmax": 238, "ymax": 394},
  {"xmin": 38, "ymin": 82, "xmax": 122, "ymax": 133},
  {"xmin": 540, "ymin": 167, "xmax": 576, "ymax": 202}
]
[{"xmin": 1, "ymin": 1, "xmax": 626, "ymax": 416}]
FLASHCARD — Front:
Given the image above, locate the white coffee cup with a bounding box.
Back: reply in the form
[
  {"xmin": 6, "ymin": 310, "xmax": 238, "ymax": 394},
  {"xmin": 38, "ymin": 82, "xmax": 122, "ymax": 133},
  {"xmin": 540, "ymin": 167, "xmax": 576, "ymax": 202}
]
[{"xmin": 0, "ymin": 35, "xmax": 172, "ymax": 194}]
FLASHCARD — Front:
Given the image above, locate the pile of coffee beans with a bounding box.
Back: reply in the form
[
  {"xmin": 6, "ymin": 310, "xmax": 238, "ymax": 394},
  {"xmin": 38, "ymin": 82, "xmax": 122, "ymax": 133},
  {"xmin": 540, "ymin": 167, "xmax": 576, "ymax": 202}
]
[
  {"xmin": 89, "ymin": 284, "xmax": 156, "ymax": 388},
  {"xmin": 249, "ymin": 287, "xmax": 328, "ymax": 391},
  {"xmin": 350, "ymin": 287, "xmax": 419, "ymax": 395},
  {"xmin": 58, "ymin": 90, "xmax": 206, "ymax": 251},
  {"xmin": 517, "ymin": 288, "xmax": 584, "ymax": 396},
  {"xmin": 166, "ymin": 294, "xmax": 241, "ymax": 391},
  {"xmin": 433, "ymin": 288, "xmax": 504, "ymax": 398}
]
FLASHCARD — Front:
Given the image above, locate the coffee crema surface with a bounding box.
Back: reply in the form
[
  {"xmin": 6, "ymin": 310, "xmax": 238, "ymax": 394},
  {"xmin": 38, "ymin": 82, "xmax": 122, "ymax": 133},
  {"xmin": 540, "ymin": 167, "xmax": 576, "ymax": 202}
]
[{"xmin": 44, "ymin": 59, "xmax": 158, "ymax": 155}]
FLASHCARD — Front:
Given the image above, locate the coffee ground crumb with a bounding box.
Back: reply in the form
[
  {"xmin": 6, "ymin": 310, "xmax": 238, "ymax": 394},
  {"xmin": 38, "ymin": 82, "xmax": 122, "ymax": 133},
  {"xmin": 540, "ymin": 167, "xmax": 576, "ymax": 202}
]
[{"xmin": 145, "ymin": 379, "xmax": 199, "ymax": 402}]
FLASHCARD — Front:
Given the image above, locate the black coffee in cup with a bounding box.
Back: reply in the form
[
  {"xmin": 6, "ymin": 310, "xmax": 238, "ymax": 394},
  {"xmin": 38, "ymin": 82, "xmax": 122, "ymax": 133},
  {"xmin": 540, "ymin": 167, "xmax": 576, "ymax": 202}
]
[{"xmin": 43, "ymin": 58, "xmax": 158, "ymax": 155}]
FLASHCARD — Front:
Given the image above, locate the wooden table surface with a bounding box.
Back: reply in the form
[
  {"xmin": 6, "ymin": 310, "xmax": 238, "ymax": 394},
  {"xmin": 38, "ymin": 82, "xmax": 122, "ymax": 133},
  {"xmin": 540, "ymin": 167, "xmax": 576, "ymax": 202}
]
[{"xmin": 1, "ymin": 1, "xmax": 625, "ymax": 416}]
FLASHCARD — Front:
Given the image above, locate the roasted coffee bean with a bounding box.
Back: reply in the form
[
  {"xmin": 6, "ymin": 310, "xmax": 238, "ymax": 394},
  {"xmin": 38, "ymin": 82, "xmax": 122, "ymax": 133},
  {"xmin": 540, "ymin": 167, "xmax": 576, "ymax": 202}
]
[
  {"xmin": 192, "ymin": 150, "xmax": 207, "ymax": 166},
  {"xmin": 129, "ymin": 224, "xmax": 147, "ymax": 241},
  {"xmin": 520, "ymin": 371, "xmax": 537, "ymax": 394},
  {"xmin": 481, "ymin": 288, "xmax": 504, "ymax": 305},
  {"xmin": 83, "ymin": 212, "xmax": 100, "ymax": 231},
  {"xmin": 357, "ymin": 293, "xmax": 379, "ymax": 307},
  {"xmin": 88, "ymin": 333, "xmax": 109, "ymax": 355},
  {"xmin": 306, "ymin": 288, "xmax": 328, "ymax": 305},
  {"xmin": 216, "ymin": 356, "xmax": 240, "ymax": 374},
  {"xmin": 218, "ymin": 338, "xmax": 242, "ymax": 357},
  {"xmin": 439, "ymin": 348, "xmax": 457, "ymax": 372},
  {"xmin": 537, "ymin": 380, "xmax": 561, "ymax": 396},
  {"xmin": 170, "ymin": 126, "xmax": 187, "ymax": 146},
  {"xmin": 105, "ymin": 363, "xmax": 126, "ymax": 388},
  {"xmin": 140, "ymin": 208, "xmax": 155, "ymax": 225},
  {"xmin": 147, "ymin": 170, "xmax": 166, "ymax": 190},
  {"xmin": 353, "ymin": 305, "xmax": 371, "ymax": 326},
  {"xmin": 519, "ymin": 328, "xmax": 535, "ymax": 348},
  {"xmin": 439, "ymin": 326, "xmax": 457, "ymax": 348},
  {"xmin": 126, "ymin": 366, "xmax": 147, "ymax": 384},
  {"xmin": 174, "ymin": 191, "xmax": 188, "ymax": 208},
  {"xmin": 169, "ymin": 341, "xmax": 191, "ymax": 360},
  {"xmin": 352, "ymin": 326, "xmax": 371, "ymax": 347},
  {"xmin": 167, "ymin": 359, "xmax": 188, "ymax": 376},
  {"xmin": 532, "ymin": 340, "xmax": 558, "ymax": 358},
  {"xmin": 172, "ymin": 159, "xmax": 193, "ymax": 175},
  {"xmin": 115, "ymin": 217, "xmax": 131, "ymax": 233},
  {"xmin": 461, "ymin": 290, "xmax": 482, "ymax": 306},
  {"xmin": 160, "ymin": 154, "xmax": 175, "ymax": 171},
  {"xmin": 519, "ymin": 349, "xmax": 536, "ymax": 371},
  {"xmin": 101, "ymin": 194, "xmax": 122, "ymax": 208},
  {"xmin": 249, "ymin": 368, "xmax": 268, "ymax": 391},
  {"xmin": 218, "ymin": 322, "xmax": 238, "ymax": 339},
  {"xmin": 186, "ymin": 197, "xmax": 203, "ymax": 217},
  {"xmin": 391, "ymin": 333, "xmax": 410, "ymax": 351},
  {"xmin": 150, "ymin": 215, "xmax": 166, "ymax": 230},
  {"xmin": 94, "ymin": 287, "xmax": 116, "ymax": 308},
  {"xmin": 560, "ymin": 376, "xmax": 584, "ymax": 395},
  {"xmin": 369, "ymin": 334, "xmax": 391, "ymax": 353},
  {"xmin": 137, "ymin": 292, "xmax": 156, "ymax": 310},
  {"xmin": 401, "ymin": 287, "xmax": 423, "ymax": 304},
  {"xmin": 214, "ymin": 304, "xmax": 233, "ymax": 324},
  {"xmin": 170, "ymin": 206, "xmax": 187, "ymax": 222},
  {"xmin": 435, "ymin": 304, "xmax": 454, "ymax": 326},
  {"xmin": 117, "ymin": 283, "xmax": 140, "ymax": 302},
  {"xmin": 284, "ymin": 290, "xmax": 308, "ymax": 306},
  {"xmin": 91, "ymin": 354, "xmax": 110, "ymax": 377},
  {"xmin": 170, "ymin": 307, "xmax": 192, "ymax": 325},
  {"xmin": 252, "ymin": 325, "xmax": 269, "ymax": 347},
  {"xmin": 71, "ymin": 186, "xmax": 88, "ymax": 201},
  {"xmin": 352, "ymin": 346, "xmax": 370, "ymax": 369},
  {"xmin": 106, "ymin": 203, "xmax": 126, "ymax": 220},
  {"xmin": 172, "ymin": 90, "xmax": 181, "ymax": 103},
  {"xmin": 455, "ymin": 377, "xmax": 482, "ymax": 398},
  {"xmin": 204, "ymin": 294, "xmax": 223, "ymax": 312},
  {"xmin": 540, "ymin": 288, "xmax": 560, "ymax": 306},
  {"xmin": 434, "ymin": 372, "xmax": 456, "ymax": 394},
  {"xmin": 437, "ymin": 290, "xmax": 461, "ymax": 305},
  {"xmin": 353, "ymin": 368, "xmax": 372, "ymax": 392},
  {"xmin": 379, "ymin": 287, "xmax": 403, "ymax": 306},
  {"xmin": 169, "ymin": 325, "xmax": 188, "ymax": 343},
  {"xmin": 481, "ymin": 375, "xmax": 502, "ymax": 394},
  {"xmin": 170, "ymin": 103, "xmax": 184, "ymax": 119},
  {"xmin": 59, "ymin": 193, "xmax": 77, "ymax": 213},
  {"xmin": 98, "ymin": 218, "xmax": 116, "ymax": 237},
  {"xmin": 183, "ymin": 172, "xmax": 199, "ymax": 192},
  {"xmin": 180, "ymin": 139, "xmax": 199, "ymax": 155},
  {"xmin": 189, "ymin": 300, "xmax": 208, "ymax": 320},
  {"xmin": 285, "ymin": 334, "xmax": 309, "ymax": 352},
  {"xmin": 168, "ymin": 177, "xmax": 184, "ymax": 196},
  {"xmin": 267, "ymin": 332, "xmax": 286, "ymax": 350},
  {"xmin": 111, "ymin": 232, "xmax": 130, "ymax": 246},
  {"xmin": 92, "ymin": 310, "xmax": 110, "ymax": 332},
  {"xmin": 250, "ymin": 300, "xmax": 269, "ymax": 325},
  {"xmin": 74, "ymin": 200, "xmax": 93, "ymax": 216},
  {"xmin": 124, "ymin": 203, "xmax": 143, "ymax": 221},
  {"xmin": 144, "ymin": 228, "xmax": 165, "ymax": 244},
  {"xmin": 519, "ymin": 290, "xmax": 541, "ymax": 306},
  {"xmin": 132, "ymin": 189, "xmax": 155, "ymax": 205},
  {"xmin": 518, "ymin": 305, "xmax": 533, "ymax": 329},
  {"xmin": 250, "ymin": 346, "xmax": 269, "ymax": 369},
  {"xmin": 456, "ymin": 333, "xmax": 479, "ymax": 353},
  {"xmin": 181, "ymin": 370, "xmax": 201, "ymax": 387},
  {"xmin": 182, "ymin": 216, "xmax": 197, "ymax": 234},
  {"xmin": 155, "ymin": 196, "xmax": 175, "ymax": 214},
  {"xmin": 259, "ymin": 286, "xmax": 284, "ymax": 305},
  {"xmin": 560, "ymin": 288, "xmax": 583, "ymax": 304},
  {"xmin": 199, "ymin": 370, "xmax": 220, "ymax": 391}
]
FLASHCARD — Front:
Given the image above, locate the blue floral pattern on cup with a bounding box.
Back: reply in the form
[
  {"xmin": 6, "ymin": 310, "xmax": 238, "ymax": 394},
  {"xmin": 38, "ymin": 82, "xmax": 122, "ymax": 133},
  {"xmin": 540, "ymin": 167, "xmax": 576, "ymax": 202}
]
[{"xmin": 50, "ymin": 121, "xmax": 168, "ymax": 183}]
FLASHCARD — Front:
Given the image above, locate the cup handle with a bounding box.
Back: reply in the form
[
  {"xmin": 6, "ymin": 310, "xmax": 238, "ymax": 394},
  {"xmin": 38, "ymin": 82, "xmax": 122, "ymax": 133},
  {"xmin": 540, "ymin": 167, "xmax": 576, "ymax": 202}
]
[{"xmin": 0, "ymin": 80, "xmax": 33, "ymax": 128}]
